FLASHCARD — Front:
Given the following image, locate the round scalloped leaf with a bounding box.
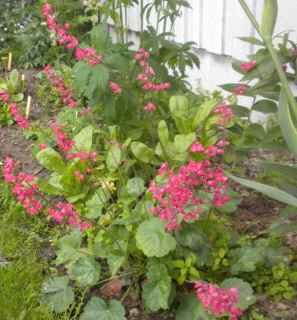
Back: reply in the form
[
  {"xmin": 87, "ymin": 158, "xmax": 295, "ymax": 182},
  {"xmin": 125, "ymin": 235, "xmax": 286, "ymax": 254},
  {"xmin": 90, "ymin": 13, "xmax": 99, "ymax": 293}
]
[
  {"xmin": 68, "ymin": 256, "xmax": 101, "ymax": 287},
  {"xmin": 80, "ymin": 297, "xmax": 126, "ymax": 320},
  {"xmin": 221, "ymin": 277, "xmax": 256, "ymax": 310},
  {"xmin": 136, "ymin": 218, "xmax": 176, "ymax": 257},
  {"xmin": 40, "ymin": 276, "xmax": 74, "ymax": 313}
]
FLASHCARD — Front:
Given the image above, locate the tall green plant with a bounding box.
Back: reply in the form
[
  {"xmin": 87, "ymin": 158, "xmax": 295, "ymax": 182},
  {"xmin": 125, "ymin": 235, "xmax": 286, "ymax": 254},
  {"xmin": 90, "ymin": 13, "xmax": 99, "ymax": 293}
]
[{"xmin": 229, "ymin": 0, "xmax": 297, "ymax": 207}]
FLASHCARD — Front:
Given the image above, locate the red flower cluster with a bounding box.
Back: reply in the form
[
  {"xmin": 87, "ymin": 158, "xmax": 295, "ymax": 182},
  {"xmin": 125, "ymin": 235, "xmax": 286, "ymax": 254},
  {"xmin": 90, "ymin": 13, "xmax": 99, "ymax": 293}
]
[
  {"xmin": 191, "ymin": 139, "xmax": 229, "ymax": 157},
  {"xmin": 75, "ymin": 47, "xmax": 103, "ymax": 66},
  {"xmin": 109, "ymin": 81, "xmax": 122, "ymax": 95},
  {"xmin": 42, "ymin": 3, "xmax": 102, "ymax": 66},
  {"xmin": 50, "ymin": 121, "xmax": 74, "ymax": 152},
  {"xmin": 48, "ymin": 201, "xmax": 91, "ymax": 231},
  {"xmin": 232, "ymin": 85, "xmax": 248, "ymax": 96},
  {"xmin": 213, "ymin": 103, "xmax": 234, "ymax": 126},
  {"xmin": 44, "ymin": 65, "xmax": 78, "ymax": 108},
  {"xmin": 194, "ymin": 281, "xmax": 243, "ymax": 320},
  {"xmin": 134, "ymin": 48, "xmax": 171, "ymax": 92},
  {"xmin": 66, "ymin": 151, "xmax": 97, "ymax": 162},
  {"xmin": 0, "ymin": 90, "xmax": 29, "ymax": 129},
  {"xmin": 239, "ymin": 60, "xmax": 256, "ymax": 73},
  {"xmin": 3, "ymin": 157, "xmax": 43, "ymax": 215},
  {"xmin": 42, "ymin": 3, "xmax": 78, "ymax": 49},
  {"xmin": 144, "ymin": 102, "xmax": 157, "ymax": 113},
  {"xmin": 149, "ymin": 160, "xmax": 230, "ymax": 231}
]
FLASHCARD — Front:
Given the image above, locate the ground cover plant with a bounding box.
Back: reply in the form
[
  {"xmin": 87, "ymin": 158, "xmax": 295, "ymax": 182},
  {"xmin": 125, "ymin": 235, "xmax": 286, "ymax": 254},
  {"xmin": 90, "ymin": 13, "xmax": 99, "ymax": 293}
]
[{"xmin": 0, "ymin": 0, "xmax": 297, "ymax": 319}]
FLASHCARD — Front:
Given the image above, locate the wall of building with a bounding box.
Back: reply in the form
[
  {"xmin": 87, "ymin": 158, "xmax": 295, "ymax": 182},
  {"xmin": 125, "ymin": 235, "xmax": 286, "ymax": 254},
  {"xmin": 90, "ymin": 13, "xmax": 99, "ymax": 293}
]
[{"xmin": 124, "ymin": 0, "xmax": 297, "ymax": 94}]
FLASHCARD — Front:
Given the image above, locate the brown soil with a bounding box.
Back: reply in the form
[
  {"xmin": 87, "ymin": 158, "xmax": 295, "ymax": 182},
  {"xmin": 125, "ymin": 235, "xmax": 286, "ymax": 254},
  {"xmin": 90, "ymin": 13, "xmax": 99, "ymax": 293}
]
[{"xmin": 0, "ymin": 125, "xmax": 40, "ymax": 173}]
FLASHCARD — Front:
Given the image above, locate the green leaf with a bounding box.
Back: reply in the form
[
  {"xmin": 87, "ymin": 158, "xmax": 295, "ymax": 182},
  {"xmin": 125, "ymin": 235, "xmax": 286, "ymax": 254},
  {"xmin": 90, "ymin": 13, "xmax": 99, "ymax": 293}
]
[
  {"xmin": 221, "ymin": 278, "xmax": 256, "ymax": 310},
  {"xmin": 90, "ymin": 24, "xmax": 112, "ymax": 52},
  {"xmin": 73, "ymin": 61, "xmax": 92, "ymax": 95},
  {"xmin": 73, "ymin": 126, "xmax": 94, "ymax": 152},
  {"xmin": 40, "ymin": 276, "xmax": 74, "ymax": 313},
  {"xmin": 36, "ymin": 147, "xmax": 66, "ymax": 174},
  {"xmin": 80, "ymin": 297, "xmax": 126, "ymax": 320},
  {"xmin": 230, "ymin": 247, "xmax": 265, "ymax": 274},
  {"xmin": 238, "ymin": 36, "xmax": 263, "ymax": 46},
  {"xmin": 126, "ymin": 177, "xmax": 145, "ymax": 197},
  {"xmin": 106, "ymin": 144, "xmax": 122, "ymax": 171},
  {"xmin": 231, "ymin": 105, "xmax": 250, "ymax": 118},
  {"xmin": 278, "ymin": 89, "xmax": 297, "ymax": 156},
  {"xmin": 136, "ymin": 218, "xmax": 176, "ymax": 257},
  {"xmin": 169, "ymin": 95, "xmax": 191, "ymax": 133},
  {"xmin": 94, "ymin": 64, "xmax": 110, "ymax": 91},
  {"xmin": 158, "ymin": 120, "xmax": 170, "ymax": 146},
  {"xmin": 173, "ymin": 133, "xmax": 196, "ymax": 153},
  {"xmin": 227, "ymin": 173, "xmax": 297, "ymax": 208},
  {"xmin": 37, "ymin": 178, "xmax": 64, "ymax": 196},
  {"xmin": 176, "ymin": 294, "xmax": 215, "ymax": 320},
  {"xmin": 142, "ymin": 260, "xmax": 172, "ymax": 312},
  {"xmin": 13, "ymin": 93, "xmax": 24, "ymax": 102},
  {"xmin": 192, "ymin": 99, "xmax": 218, "ymax": 130},
  {"xmin": 68, "ymin": 256, "xmax": 101, "ymax": 287},
  {"xmin": 252, "ymin": 100, "xmax": 277, "ymax": 114},
  {"xmin": 85, "ymin": 189, "xmax": 110, "ymax": 219},
  {"xmin": 55, "ymin": 230, "xmax": 82, "ymax": 265},
  {"xmin": 131, "ymin": 142, "xmax": 156, "ymax": 164}
]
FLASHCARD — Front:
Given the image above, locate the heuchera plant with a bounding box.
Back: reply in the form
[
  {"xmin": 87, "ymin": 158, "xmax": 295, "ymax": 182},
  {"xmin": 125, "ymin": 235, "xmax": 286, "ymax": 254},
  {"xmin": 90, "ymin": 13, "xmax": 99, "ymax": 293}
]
[{"xmin": 7, "ymin": 2, "xmax": 293, "ymax": 319}]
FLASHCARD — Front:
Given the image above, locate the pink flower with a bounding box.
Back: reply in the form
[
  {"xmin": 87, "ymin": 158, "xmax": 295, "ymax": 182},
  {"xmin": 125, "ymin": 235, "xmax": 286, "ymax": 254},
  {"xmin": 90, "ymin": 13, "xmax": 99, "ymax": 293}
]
[
  {"xmin": 134, "ymin": 47, "xmax": 171, "ymax": 93},
  {"xmin": 74, "ymin": 170, "xmax": 85, "ymax": 182},
  {"xmin": 50, "ymin": 122, "xmax": 74, "ymax": 152},
  {"xmin": 232, "ymin": 85, "xmax": 248, "ymax": 96},
  {"xmin": 48, "ymin": 201, "xmax": 91, "ymax": 231},
  {"xmin": 75, "ymin": 47, "xmax": 103, "ymax": 65},
  {"xmin": 3, "ymin": 157, "xmax": 16, "ymax": 183},
  {"xmin": 39, "ymin": 143, "xmax": 47, "ymax": 150},
  {"xmin": 239, "ymin": 60, "xmax": 256, "ymax": 72},
  {"xmin": 9, "ymin": 103, "xmax": 29, "ymax": 129},
  {"xmin": 42, "ymin": 3, "xmax": 53, "ymax": 16},
  {"xmin": 0, "ymin": 90, "xmax": 10, "ymax": 103},
  {"xmin": 213, "ymin": 103, "xmax": 234, "ymax": 125},
  {"xmin": 144, "ymin": 102, "xmax": 157, "ymax": 112},
  {"xmin": 66, "ymin": 151, "xmax": 97, "ymax": 162},
  {"xmin": 3, "ymin": 157, "xmax": 43, "ymax": 215},
  {"xmin": 191, "ymin": 142, "xmax": 205, "ymax": 153},
  {"xmin": 44, "ymin": 65, "xmax": 78, "ymax": 108},
  {"xmin": 194, "ymin": 281, "xmax": 243, "ymax": 320},
  {"xmin": 109, "ymin": 81, "xmax": 122, "ymax": 95},
  {"xmin": 149, "ymin": 160, "xmax": 230, "ymax": 231},
  {"xmin": 42, "ymin": 3, "xmax": 102, "ymax": 65}
]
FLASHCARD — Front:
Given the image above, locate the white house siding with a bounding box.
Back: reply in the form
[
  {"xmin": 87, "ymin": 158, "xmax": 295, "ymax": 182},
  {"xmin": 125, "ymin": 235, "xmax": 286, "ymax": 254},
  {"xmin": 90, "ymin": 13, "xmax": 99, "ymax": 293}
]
[{"xmin": 124, "ymin": 0, "xmax": 297, "ymax": 94}]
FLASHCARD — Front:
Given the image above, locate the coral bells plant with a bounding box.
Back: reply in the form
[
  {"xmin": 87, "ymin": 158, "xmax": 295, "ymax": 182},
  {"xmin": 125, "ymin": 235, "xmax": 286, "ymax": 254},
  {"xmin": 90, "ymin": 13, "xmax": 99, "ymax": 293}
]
[
  {"xmin": 0, "ymin": 90, "xmax": 29, "ymax": 129},
  {"xmin": 3, "ymin": 157, "xmax": 43, "ymax": 215},
  {"xmin": 194, "ymin": 281, "xmax": 243, "ymax": 320},
  {"xmin": 149, "ymin": 160, "xmax": 230, "ymax": 231},
  {"xmin": 43, "ymin": 65, "xmax": 78, "ymax": 108},
  {"xmin": 191, "ymin": 139, "xmax": 230, "ymax": 158},
  {"xmin": 42, "ymin": 3, "xmax": 103, "ymax": 66},
  {"xmin": 50, "ymin": 121, "xmax": 74, "ymax": 153},
  {"xmin": 213, "ymin": 103, "xmax": 234, "ymax": 126},
  {"xmin": 48, "ymin": 201, "xmax": 91, "ymax": 231},
  {"xmin": 134, "ymin": 48, "xmax": 171, "ymax": 92}
]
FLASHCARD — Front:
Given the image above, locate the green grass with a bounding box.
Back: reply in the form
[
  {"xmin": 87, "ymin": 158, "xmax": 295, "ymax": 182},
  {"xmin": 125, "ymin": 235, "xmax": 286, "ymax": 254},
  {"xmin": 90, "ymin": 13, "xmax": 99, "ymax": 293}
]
[{"xmin": 0, "ymin": 182, "xmax": 54, "ymax": 320}]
